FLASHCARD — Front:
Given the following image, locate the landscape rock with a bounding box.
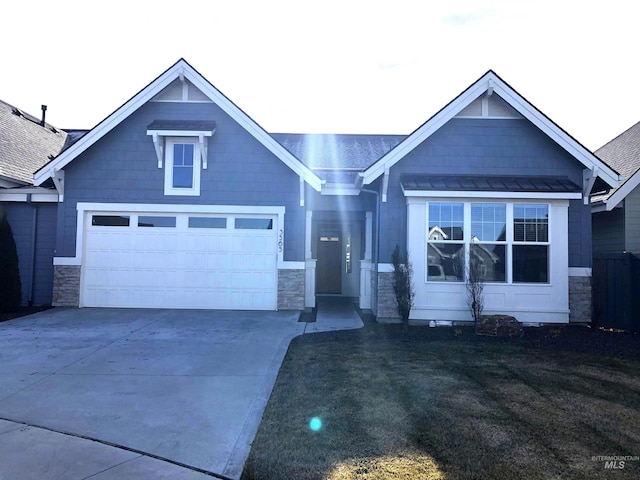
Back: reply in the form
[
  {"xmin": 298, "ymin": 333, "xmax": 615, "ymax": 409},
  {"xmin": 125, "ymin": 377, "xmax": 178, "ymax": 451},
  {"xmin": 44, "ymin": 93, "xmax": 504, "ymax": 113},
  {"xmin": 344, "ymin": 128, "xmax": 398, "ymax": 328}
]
[{"xmin": 476, "ymin": 314, "xmax": 523, "ymax": 337}]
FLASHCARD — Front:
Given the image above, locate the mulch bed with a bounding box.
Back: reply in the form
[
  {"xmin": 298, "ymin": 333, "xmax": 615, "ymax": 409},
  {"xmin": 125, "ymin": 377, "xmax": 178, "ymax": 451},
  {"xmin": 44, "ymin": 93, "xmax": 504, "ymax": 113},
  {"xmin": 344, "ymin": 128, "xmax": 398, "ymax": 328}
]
[
  {"xmin": 0, "ymin": 305, "xmax": 53, "ymax": 323},
  {"xmin": 296, "ymin": 309, "xmax": 640, "ymax": 360}
]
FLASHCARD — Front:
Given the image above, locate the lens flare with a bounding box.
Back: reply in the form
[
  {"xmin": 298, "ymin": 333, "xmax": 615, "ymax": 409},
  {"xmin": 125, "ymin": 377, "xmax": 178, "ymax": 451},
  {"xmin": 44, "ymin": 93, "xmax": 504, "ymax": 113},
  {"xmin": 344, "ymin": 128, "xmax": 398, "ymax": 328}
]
[{"xmin": 309, "ymin": 417, "xmax": 322, "ymax": 431}]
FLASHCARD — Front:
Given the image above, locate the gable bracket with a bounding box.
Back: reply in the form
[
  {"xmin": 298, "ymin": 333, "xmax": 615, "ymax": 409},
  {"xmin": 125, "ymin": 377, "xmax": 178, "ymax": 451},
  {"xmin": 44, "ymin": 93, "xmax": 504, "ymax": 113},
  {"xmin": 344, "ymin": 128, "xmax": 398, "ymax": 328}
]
[
  {"xmin": 199, "ymin": 134, "xmax": 208, "ymax": 169},
  {"xmin": 151, "ymin": 133, "xmax": 164, "ymax": 168},
  {"xmin": 382, "ymin": 166, "xmax": 390, "ymax": 203},
  {"xmin": 583, "ymin": 167, "xmax": 598, "ymax": 205},
  {"xmin": 51, "ymin": 169, "xmax": 65, "ymax": 201}
]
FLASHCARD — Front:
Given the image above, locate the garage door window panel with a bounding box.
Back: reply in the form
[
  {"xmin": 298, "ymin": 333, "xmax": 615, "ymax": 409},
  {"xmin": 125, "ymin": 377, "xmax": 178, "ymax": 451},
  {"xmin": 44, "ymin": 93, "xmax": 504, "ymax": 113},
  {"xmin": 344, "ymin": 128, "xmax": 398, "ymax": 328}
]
[{"xmin": 138, "ymin": 216, "xmax": 177, "ymax": 228}]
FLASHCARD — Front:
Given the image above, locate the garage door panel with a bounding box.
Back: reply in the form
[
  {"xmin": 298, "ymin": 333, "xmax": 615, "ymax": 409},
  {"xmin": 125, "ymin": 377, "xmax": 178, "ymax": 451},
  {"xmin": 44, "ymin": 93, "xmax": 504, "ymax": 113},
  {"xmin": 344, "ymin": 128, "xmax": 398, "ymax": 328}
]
[{"xmin": 83, "ymin": 211, "xmax": 278, "ymax": 310}]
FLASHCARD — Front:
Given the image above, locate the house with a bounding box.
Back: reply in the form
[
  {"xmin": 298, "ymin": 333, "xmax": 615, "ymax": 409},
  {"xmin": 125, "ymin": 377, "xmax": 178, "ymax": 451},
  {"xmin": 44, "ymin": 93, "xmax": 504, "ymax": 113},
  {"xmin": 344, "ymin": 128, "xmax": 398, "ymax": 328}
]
[
  {"xmin": 2, "ymin": 59, "xmax": 619, "ymax": 324},
  {"xmin": 591, "ymin": 121, "xmax": 640, "ymax": 254},
  {"xmin": 0, "ymin": 100, "xmax": 79, "ymax": 306}
]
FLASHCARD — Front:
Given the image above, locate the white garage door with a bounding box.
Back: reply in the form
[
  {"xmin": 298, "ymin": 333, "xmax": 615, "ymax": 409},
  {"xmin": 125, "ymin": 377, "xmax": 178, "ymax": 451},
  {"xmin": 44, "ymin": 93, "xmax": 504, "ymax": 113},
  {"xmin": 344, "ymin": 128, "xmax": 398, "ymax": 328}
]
[{"xmin": 82, "ymin": 211, "xmax": 278, "ymax": 310}]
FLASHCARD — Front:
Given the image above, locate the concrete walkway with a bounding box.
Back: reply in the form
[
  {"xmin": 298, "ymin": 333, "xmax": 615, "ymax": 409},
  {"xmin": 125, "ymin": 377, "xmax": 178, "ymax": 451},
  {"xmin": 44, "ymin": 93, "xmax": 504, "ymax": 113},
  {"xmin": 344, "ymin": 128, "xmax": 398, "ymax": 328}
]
[{"xmin": 0, "ymin": 303, "xmax": 363, "ymax": 480}]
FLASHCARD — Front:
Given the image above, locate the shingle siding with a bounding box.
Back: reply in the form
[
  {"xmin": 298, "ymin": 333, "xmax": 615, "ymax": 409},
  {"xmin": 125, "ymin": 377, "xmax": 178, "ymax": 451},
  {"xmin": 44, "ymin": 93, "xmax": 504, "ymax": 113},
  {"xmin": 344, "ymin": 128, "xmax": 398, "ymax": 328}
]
[
  {"xmin": 377, "ymin": 118, "xmax": 590, "ymax": 265},
  {"xmin": 4, "ymin": 202, "xmax": 57, "ymax": 305},
  {"xmin": 58, "ymin": 101, "xmax": 305, "ymax": 261}
]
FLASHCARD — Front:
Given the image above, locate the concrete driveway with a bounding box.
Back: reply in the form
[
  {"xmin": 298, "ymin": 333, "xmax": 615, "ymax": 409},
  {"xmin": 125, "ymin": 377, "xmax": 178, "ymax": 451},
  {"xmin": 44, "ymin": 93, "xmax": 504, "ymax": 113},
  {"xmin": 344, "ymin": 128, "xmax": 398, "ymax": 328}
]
[{"xmin": 0, "ymin": 308, "xmax": 305, "ymax": 479}]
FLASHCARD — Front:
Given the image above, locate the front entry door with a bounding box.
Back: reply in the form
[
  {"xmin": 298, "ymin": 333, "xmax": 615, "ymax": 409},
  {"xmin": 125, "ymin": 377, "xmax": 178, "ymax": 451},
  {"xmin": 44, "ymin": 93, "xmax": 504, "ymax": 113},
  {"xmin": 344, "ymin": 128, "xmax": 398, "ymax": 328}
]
[{"xmin": 316, "ymin": 230, "xmax": 342, "ymax": 294}]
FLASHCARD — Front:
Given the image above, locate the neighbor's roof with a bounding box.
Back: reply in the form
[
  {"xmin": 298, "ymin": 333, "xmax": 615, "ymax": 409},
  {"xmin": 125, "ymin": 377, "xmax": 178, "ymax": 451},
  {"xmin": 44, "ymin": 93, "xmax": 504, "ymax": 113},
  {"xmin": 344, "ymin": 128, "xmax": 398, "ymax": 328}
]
[
  {"xmin": 592, "ymin": 120, "xmax": 640, "ymax": 209},
  {"xmin": 0, "ymin": 99, "xmax": 69, "ymax": 185},
  {"xmin": 272, "ymin": 133, "xmax": 405, "ymax": 170}
]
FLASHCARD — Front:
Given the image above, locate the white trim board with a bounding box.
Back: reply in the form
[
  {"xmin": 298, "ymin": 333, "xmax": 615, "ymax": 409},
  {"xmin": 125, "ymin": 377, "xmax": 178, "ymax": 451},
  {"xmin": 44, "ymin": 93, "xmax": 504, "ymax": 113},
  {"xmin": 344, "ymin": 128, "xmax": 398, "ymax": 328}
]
[
  {"xmin": 34, "ymin": 59, "xmax": 322, "ymax": 191},
  {"xmin": 362, "ymin": 71, "xmax": 619, "ymax": 190}
]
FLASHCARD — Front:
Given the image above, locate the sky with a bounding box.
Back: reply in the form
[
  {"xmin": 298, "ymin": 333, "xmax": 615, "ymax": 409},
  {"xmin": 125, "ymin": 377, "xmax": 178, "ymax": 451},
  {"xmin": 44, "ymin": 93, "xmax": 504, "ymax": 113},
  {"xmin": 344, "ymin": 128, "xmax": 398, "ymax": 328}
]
[{"xmin": 2, "ymin": 0, "xmax": 639, "ymax": 151}]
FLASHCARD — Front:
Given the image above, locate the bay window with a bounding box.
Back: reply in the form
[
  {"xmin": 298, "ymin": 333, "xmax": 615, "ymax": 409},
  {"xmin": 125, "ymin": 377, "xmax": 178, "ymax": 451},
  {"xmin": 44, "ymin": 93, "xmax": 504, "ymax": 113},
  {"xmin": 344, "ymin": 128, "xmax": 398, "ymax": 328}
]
[{"xmin": 427, "ymin": 201, "xmax": 549, "ymax": 284}]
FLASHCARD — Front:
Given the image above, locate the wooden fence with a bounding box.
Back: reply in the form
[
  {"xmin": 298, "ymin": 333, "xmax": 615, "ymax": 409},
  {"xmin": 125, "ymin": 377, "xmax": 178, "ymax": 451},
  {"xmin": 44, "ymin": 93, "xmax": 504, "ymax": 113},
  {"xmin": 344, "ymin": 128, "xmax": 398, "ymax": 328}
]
[{"xmin": 592, "ymin": 253, "xmax": 640, "ymax": 333}]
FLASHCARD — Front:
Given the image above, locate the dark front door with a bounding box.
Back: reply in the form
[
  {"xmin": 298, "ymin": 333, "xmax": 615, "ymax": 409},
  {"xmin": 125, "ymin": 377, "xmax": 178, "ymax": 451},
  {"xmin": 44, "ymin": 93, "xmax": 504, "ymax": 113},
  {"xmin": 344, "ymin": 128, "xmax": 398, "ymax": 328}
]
[{"xmin": 316, "ymin": 231, "xmax": 342, "ymax": 294}]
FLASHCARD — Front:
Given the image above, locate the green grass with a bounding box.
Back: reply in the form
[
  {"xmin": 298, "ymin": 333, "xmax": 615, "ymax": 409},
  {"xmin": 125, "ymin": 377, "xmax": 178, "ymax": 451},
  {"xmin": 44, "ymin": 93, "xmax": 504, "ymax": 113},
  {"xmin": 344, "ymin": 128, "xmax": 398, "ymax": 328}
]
[{"xmin": 242, "ymin": 327, "xmax": 640, "ymax": 480}]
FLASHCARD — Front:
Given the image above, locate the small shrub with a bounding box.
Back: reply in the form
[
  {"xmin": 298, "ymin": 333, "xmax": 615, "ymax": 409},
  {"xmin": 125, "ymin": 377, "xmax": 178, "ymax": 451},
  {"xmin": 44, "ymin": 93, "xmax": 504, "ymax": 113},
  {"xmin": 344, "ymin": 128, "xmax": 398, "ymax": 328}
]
[
  {"xmin": 391, "ymin": 244, "xmax": 415, "ymax": 332},
  {"xmin": 467, "ymin": 245, "xmax": 485, "ymax": 331}
]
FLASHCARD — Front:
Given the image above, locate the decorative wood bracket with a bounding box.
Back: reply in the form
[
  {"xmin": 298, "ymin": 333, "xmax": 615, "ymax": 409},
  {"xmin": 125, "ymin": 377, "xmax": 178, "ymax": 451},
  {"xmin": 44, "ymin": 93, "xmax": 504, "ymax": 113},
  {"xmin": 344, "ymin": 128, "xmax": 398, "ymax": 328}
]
[
  {"xmin": 382, "ymin": 166, "xmax": 390, "ymax": 202},
  {"xmin": 299, "ymin": 176, "xmax": 305, "ymax": 206},
  {"xmin": 583, "ymin": 167, "xmax": 598, "ymax": 205},
  {"xmin": 52, "ymin": 169, "xmax": 65, "ymax": 201},
  {"xmin": 199, "ymin": 134, "xmax": 208, "ymax": 169},
  {"xmin": 151, "ymin": 133, "xmax": 164, "ymax": 168}
]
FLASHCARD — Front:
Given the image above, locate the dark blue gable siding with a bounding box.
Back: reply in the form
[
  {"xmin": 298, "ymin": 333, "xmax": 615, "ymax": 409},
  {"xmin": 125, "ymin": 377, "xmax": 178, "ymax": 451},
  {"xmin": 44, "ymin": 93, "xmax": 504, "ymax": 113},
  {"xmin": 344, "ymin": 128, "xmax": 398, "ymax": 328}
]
[
  {"xmin": 59, "ymin": 101, "xmax": 305, "ymax": 261},
  {"xmin": 378, "ymin": 118, "xmax": 592, "ymax": 267},
  {"xmin": 4, "ymin": 202, "xmax": 57, "ymax": 305}
]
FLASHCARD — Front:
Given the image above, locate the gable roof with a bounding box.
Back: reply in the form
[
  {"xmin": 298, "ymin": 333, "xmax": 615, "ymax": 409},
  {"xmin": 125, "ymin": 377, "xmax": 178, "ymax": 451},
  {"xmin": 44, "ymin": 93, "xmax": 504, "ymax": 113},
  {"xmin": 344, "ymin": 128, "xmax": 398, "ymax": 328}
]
[
  {"xmin": 0, "ymin": 99, "xmax": 69, "ymax": 186},
  {"xmin": 361, "ymin": 70, "xmax": 620, "ymax": 190},
  {"xmin": 592, "ymin": 120, "xmax": 640, "ymax": 210},
  {"xmin": 33, "ymin": 59, "xmax": 322, "ymax": 191},
  {"xmin": 272, "ymin": 133, "xmax": 405, "ymax": 170}
]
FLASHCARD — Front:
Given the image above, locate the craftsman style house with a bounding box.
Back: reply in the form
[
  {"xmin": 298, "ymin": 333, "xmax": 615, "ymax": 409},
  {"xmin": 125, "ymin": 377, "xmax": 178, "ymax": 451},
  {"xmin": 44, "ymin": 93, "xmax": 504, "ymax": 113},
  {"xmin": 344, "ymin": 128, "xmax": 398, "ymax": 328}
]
[{"xmin": 1, "ymin": 59, "xmax": 619, "ymax": 324}]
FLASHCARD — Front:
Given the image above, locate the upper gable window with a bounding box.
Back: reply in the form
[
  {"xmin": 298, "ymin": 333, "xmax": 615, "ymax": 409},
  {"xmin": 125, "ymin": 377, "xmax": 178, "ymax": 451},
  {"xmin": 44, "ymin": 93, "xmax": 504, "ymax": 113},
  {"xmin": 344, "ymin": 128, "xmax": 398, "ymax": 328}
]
[
  {"xmin": 165, "ymin": 138, "xmax": 200, "ymax": 196},
  {"xmin": 147, "ymin": 120, "xmax": 216, "ymax": 197}
]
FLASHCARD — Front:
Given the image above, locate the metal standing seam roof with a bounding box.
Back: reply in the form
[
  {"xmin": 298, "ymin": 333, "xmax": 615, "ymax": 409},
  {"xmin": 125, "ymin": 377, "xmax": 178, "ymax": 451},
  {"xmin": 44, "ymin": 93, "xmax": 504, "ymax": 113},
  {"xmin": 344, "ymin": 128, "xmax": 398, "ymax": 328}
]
[
  {"xmin": 0, "ymin": 100, "xmax": 70, "ymax": 185},
  {"xmin": 147, "ymin": 120, "xmax": 217, "ymax": 131},
  {"xmin": 593, "ymin": 120, "xmax": 640, "ymax": 201},
  {"xmin": 401, "ymin": 175, "xmax": 582, "ymax": 192}
]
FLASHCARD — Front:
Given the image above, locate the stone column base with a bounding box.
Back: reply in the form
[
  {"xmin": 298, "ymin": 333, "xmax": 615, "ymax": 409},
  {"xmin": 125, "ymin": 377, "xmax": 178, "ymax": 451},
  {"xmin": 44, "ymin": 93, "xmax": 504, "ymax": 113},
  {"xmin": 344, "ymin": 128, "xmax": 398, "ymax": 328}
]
[
  {"xmin": 278, "ymin": 269, "xmax": 305, "ymax": 310},
  {"xmin": 52, "ymin": 265, "xmax": 81, "ymax": 307},
  {"xmin": 569, "ymin": 275, "xmax": 591, "ymax": 323}
]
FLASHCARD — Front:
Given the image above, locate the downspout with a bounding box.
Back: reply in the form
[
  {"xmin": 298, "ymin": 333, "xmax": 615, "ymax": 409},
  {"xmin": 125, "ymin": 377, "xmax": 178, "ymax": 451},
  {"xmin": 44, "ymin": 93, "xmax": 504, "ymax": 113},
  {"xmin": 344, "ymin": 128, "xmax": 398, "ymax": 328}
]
[
  {"xmin": 360, "ymin": 186, "xmax": 380, "ymax": 314},
  {"xmin": 27, "ymin": 194, "xmax": 38, "ymax": 306}
]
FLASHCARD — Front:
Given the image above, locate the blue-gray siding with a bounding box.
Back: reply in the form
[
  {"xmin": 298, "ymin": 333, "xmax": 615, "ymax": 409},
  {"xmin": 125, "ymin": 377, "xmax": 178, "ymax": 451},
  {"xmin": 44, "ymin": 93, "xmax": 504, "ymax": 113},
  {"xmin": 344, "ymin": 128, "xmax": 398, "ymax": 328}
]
[
  {"xmin": 592, "ymin": 208, "xmax": 625, "ymax": 254},
  {"xmin": 59, "ymin": 101, "xmax": 306, "ymax": 261},
  {"xmin": 377, "ymin": 118, "xmax": 592, "ymax": 267},
  {"xmin": 3, "ymin": 202, "xmax": 57, "ymax": 305},
  {"xmin": 624, "ymin": 186, "xmax": 640, "ymax": 253}
]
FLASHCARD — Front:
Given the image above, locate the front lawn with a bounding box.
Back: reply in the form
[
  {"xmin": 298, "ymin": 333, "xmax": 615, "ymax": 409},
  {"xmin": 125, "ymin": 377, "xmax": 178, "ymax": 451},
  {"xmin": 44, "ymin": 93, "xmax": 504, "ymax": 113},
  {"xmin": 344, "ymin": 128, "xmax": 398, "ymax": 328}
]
[{"xmin": 243, "ymin": 326, "xmax": 640, "ymax": 479}]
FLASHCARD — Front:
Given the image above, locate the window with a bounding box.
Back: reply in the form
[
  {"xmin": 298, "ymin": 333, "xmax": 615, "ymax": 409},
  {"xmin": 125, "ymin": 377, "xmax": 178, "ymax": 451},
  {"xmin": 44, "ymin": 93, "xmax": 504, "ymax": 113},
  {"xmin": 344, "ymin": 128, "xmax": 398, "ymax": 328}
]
[
  {"xmin": 513, "ymin": 205, "xmax": 549, "ymax": 283},
  {"xmin": 92, "ymin": 215, "xmax": 130, "ymax": 227},
  {"xmin": 470, "ymin": 203, "xmax": 506, "ymax": 282},
  {"xmin": 188, "ymin": 217, "xmax": 227, "ymax": 229},
  {"xmin": 427, "ymin": 203, "xmax": 465, "ymax": 281},
  {"xmin": 164, "ymin": 138, "xmax": 200, "ymax": 196},
  {"xmin": 235, "ymin": 218, "xmax": 273, "ymax": 230},
  {"xmin": 137, "ymin": 216, "xmax": 176, "ymax": 228},
  {"xmin": 427, "ymin": 202, "xmax": 550, "ymax": 284}
]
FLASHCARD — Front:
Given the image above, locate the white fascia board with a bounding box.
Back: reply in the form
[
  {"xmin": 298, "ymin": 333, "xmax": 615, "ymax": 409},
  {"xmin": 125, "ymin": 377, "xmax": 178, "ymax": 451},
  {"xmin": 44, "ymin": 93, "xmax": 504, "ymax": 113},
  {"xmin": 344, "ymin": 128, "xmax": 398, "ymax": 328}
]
[
  {"xmin": 34, "ymin": 59, "xmax": 322, "ymax": 192},
  {"xmin": 0, "ymin": 189, "xmax": 59, "ymax": 202},
  {"xmin": 362, "ymin": 77, "xmax": 487, "ymax": 184},
  {"xmin": 34, "ymin": 64, "xmax": 182, "ymax": 186},
  {"xmin": 491, "ymin": 78, "xmax": 619, "ymax": 188},
  {"xmin": 602, "ymin": 171, "xmax": 640, "ymax": 211},
  {"xmin": 402, "ymin": 189, "xmax": 581, "ymax": 200},
  {"xmin": 180, "ymin": 63, "xmax": 322, "ymax": 192},
  {"xmin": 362, "ymin": 71, "xmax": 620, "ymax": 189}
]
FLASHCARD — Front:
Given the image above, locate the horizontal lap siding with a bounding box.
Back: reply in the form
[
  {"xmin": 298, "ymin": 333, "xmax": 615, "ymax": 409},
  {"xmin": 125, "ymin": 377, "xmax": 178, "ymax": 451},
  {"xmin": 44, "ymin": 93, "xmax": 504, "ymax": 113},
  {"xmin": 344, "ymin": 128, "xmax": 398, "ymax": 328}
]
[
  {"xmin": 624, "ymin": 186, "xmax": 640, "ymax": 253},
  {"xmin": 59, "ymin": 102, "xmax": 304, "ymax": 261},
  {"xmin": 592, "ymin": 208, "xmax": 625, "ymax": 254},
  {"xmin": 4, "ymin": 202, "xmax": 57, "ymax": 305},
  {"xmin": 378, "ymin": 118, "xmax": 590, "ymax": 266}
]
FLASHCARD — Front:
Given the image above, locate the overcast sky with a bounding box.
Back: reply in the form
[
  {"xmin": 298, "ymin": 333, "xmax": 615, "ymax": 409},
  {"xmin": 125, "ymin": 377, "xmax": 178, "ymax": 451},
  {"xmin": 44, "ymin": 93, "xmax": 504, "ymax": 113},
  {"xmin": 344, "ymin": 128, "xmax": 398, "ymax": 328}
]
[{"xmin": 2, "ymin": 0, "xmax": 638, "ymax": 150}]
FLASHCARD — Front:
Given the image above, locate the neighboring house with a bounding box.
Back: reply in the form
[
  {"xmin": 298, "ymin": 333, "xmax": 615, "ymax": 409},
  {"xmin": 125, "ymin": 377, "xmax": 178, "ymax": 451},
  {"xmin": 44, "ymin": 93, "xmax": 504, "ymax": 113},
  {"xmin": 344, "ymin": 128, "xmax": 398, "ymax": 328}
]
[
  {"xmin": 0, "ymin": 100, "xmax": 75, "ymax": 305},
  {"xmin": 591, "ymin": 121, "xmax": 640, "ymax": 254},
  {"xmin": 2, "ymin": 59, "xmax": 620, "ymax": 324}
]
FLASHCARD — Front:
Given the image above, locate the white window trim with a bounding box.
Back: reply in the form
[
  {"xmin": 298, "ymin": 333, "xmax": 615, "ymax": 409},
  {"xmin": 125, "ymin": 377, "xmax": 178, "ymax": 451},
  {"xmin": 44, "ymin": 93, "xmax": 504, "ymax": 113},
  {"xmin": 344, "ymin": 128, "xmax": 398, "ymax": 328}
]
[
  {"xmin": 425, "ymin": 200, "xmax": 552, "ymax": 285},
  {"xmin": 405, "ymin": 196, "xmax": 570, "ymax": 323},
  {"xmin": 164, "ymin": 137, "xmax": 201, "ymax": 196}
]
